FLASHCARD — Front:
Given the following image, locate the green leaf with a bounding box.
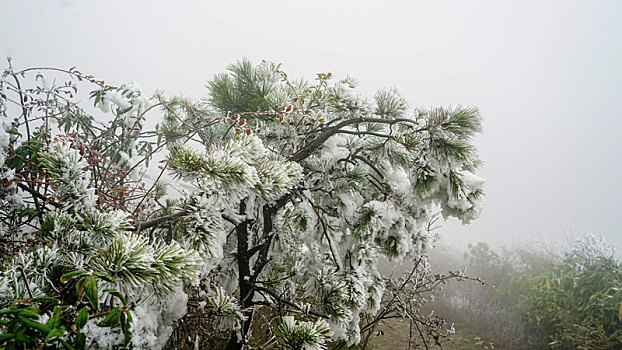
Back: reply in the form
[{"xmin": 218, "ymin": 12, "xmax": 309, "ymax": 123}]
[
  {"xmin": 120, "ymin": 309, "xmax": 132, "ymax": 346},
  {"xmin": 18, "ymin": 315, "xmax": 50, "ymax": 334},
  {"xmin": 17, "ymin": 307, "xmax": 40, "ymax": 319},
  {"xmin": 75, "ymin": 333, "xmax": 86, "ymax": 350},
  {"xmin": 7, "ymin": 128, "xmax": 21, "ymax": 136},
  {"xmin": 82, "ymin": 276, "xmax": 99, "ymax": 311},
  {"xmin": 31, "ymin": 296, "xmax": 59, "ymax": 303},
  {"xmin": 0, "ymin": 308, "xmax": 21, "ymax": 315},
  {"xmin": 76, "ymin": 307, "xmax": 88, "ymax": 329},
  {"xmin": 97, "ymin": 307, "xmax": 122, "ymax": 327},
  {"xmin": 0, "ymin": 333, "xmax": 15, "ymax": 340},
  {"xmin": 124, "ymin": 310, "xmax": 133, "ymax": 345},
  {"xmin": 299, "ymin": 217, "xmax": 307, "ymax": 231},
  {"xmin": 60, "ymin": 270, "xmax": 89, "ymax": 283},
  {"xmin": 124, "ymin": 309, "xmax": 133, "ymax": 325},
  {"xmin": 92, "ymin": 272, "xmax": 115, "ymax": 283},
  {"xmin": 45, "ymin": 328, "xmax": 64, "ymax": 342},
  {"xmin": 107, "ymin": 290, "xmax": 127, "ymax": 306},
  {"xmin": 46, "ymin": 308, "xmax": 62, "ymax": 329},
  {"xmin": 14, "ymin": 331, "xmax": 34, "ymax": 343},
  {"xmin": 117, "ymin": 106, "xmax": 133, "ymax": 116},
  {"xmin": 61, "ymin": 339, "xmax": 76, "ymax": 350}
]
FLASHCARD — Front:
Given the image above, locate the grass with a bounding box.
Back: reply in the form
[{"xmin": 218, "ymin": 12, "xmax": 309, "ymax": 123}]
[{"xmin": 366, "ymin": 318, "xmax": 503, "ymax": 350}]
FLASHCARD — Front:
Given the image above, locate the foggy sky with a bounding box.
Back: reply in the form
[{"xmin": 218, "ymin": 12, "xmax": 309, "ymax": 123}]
[{"xmin": 2, "ymin": 0, "xmax": 621, "ymax": 250}]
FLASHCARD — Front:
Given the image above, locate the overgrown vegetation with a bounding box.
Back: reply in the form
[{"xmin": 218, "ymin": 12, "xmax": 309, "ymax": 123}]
[{"xmin": 426, "ymin": 234, "xmax": 622, "ymax": 350}]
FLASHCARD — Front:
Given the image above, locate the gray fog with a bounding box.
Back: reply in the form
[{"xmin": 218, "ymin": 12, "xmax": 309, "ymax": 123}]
[{"xmin": 2, "ymin": 0, "xmax": 621, "ymax": 250}]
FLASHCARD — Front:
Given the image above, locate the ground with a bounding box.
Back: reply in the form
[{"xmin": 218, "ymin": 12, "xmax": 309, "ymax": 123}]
[{"xmin": 368, "ymin": 318, "xmax": 501, "ymax": 350}]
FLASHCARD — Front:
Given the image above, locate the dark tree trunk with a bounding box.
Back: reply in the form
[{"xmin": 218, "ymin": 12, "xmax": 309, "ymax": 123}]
[
  {"xmin": 225, "ymin": 196, "xmax": 291, "ymax": 350},
  {"xmin": 225, "ymin": 201, "xmax": 255, "ymax": 350}
]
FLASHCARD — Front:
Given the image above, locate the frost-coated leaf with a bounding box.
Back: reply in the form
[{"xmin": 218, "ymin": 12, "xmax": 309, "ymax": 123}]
[
  {"xmin": 60, "ymin": 270, "xmax": 89, "ymax": 283},
  {"xmin": 121, "ymin": 309, "xmax": 132, "ymax": 346}
]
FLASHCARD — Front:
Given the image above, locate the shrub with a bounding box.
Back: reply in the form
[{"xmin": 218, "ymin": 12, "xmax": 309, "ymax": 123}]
[{"xmin": 522, "ymin": 236, "xmax": 622, "ymax": 349}]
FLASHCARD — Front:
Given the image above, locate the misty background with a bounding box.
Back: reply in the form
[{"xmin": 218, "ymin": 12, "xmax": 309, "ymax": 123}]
[{"xmin": 2, "ymin": 0, "xmax": 621, "ymax": 251}]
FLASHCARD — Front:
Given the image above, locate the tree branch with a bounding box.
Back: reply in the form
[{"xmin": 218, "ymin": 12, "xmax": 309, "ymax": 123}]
[
  {"xmin": 288, "ymin": 117, "xmax": 419, "ymax": 162},
  {"xmin": 252, "ymin": 194, "xmax": 293, "ymax": 280},
  {"xmin": 129, "ymin": 209, "xmax": 190, "ymax": 231},
  {"xmin": 244, "ymin": 281, "xmax": 329, "ymax": 320},
  {"xmin": 16, "ymin": 182, "xmax": 60, "ymax": 209}
]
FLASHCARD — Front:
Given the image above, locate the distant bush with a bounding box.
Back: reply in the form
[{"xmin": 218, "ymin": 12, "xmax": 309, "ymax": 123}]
[
  {"xmin": 428, "ymin": 234, "xmax": 621, "ymax": 350},
  {"xmin": 521, "ymin": 236, "xmax": 622, "ymax": 349}
]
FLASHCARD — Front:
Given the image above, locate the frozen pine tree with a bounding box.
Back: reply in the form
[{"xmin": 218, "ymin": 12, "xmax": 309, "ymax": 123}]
[
  {"xmin": 164, "ymin": 59, "xmax": 485, "ymax": 349},
  {"xmin": 0, "ymin": 59, "xmax": 484, "ymax": 349}
]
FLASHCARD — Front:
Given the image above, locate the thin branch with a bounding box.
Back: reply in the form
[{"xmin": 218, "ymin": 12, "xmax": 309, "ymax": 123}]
[
  {"xmin": 336, "ymin": 129, "xmax": 394, "ymax": 139},
  {"xmin": 244, "ymin": 281, "xmax": 329, "ymax": 320},
  {"xmin": 289, "ymin": 117, "xmax": 421, "ymax": 162},
  {"xmin": 129, "ymin": 209, "xmax": 190, "ymax": 231},
  {"xmin": 303, "ymin": 194, "xmax": 342, "ymax": 271}
]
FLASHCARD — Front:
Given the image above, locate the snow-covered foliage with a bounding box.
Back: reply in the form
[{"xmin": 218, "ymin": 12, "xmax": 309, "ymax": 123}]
[
  {"xmin": 82, "ymin": 286, "xmax": 190, "ymax": 349},
  {"xmin": 131, "ymin": 287, "xmax": 190, "ymax": 349},
  {"xmin": 40, "ymin": 141, "xmax": 97, "ymax": 212},
  {"xmin": 161, "ymin": 59, "xmax": 486, "ymax": 348},
  {"xmin": 169, "ymin": 133, "xmax": 302, "ymax": 207},
  {"xmin": 94, "ymin": 82, "xmax": 152, "ymax": 134},
  {"xmin": 205, "ymin": 286, "xmax": 247, "ymax": 333},
  {"xmin": 0, "ymin": 64, "xmax": 200, "ymax": 349},
  {"xmin": 275, "ymin": 316, "xmax": 332, "ymax": 350},
  {"xmin": 0, "ymin": 119, "xmax": 10, "ymax": 168},
  {"xmin": 0, "ymin": 59, "xmax": 485, "ymax": 349}
]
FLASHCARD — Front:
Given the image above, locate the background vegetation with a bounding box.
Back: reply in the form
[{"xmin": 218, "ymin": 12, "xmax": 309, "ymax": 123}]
[{"xmin": 373, "ymin": 234, "xmax": 622, "ymax": 350}]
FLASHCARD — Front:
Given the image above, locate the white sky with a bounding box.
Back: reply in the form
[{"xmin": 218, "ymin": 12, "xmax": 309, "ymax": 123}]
[{"xmin": 2, "ymin": 0, "xmax": 621, "ymax": 250}]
